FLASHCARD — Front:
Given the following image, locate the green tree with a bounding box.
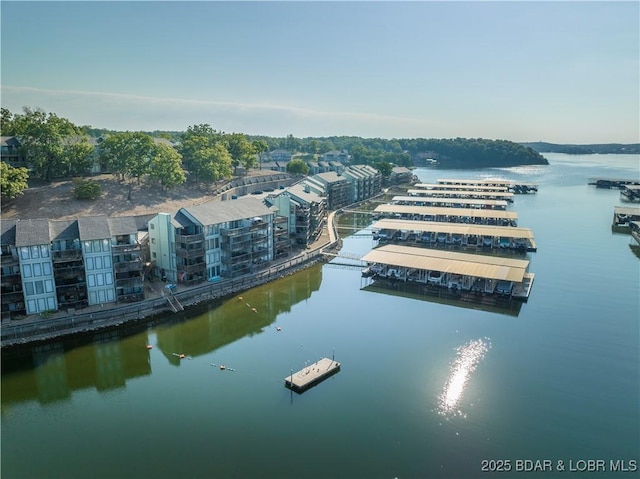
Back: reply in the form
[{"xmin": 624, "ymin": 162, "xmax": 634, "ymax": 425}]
[
  {"xmin": 99, "ymin": 131, "xmax": 155, "ymax": 199},
  {"xmin": 0, "ymin": 161, "xmax": 29, "ymax": 199},
  {"xmin": 286, "ymin": 159, "xmax": 309, "ymax": 175},
  {"xmin": 226, "ymin": 133, "xmax": 257, "ymax": 170},
  {"xmin": 252, "ymin": 139, "xmax": 269, "ymax": 169},
  {"xmin": 1, "ymin": 108, "xmax": 16, "ymax": 136},
  {"xmin": 374, "ymin": 161, "xmax": 393, "ymax": 177},
  {"xmin": 149, "ymin": 143, "xmax": 186, "ymax": 190},
  {"xmin": 73, "ymin": 178, "xmax": 101, "ymax": 199},
  {"xmin": 12, "ymin": 107, "xmax": 93, "ymax": 180},
  {"xmin": 180, "ymin": 124, "xmax": 232, "ymax": 185}
]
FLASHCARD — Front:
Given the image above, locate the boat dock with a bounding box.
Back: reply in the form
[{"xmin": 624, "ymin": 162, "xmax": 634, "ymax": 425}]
[
  {"xmin": 373, "ymin": 204, "xmax": 518, "ymax": 227},
  {"xmin": 436, "ymin": 179, "xmax": 538, "ymax": 193},
  {"xmin": 589, "ymin": 177, "xmax": 640, "ymax": 189},
  {"xmin": 621, "ymin": 185, "xmax": 640, "ymax": 202},
  {"xmin": 285, "ymin": 357, "xmax": 341, "ymax": 393},
  {"xmin": 391, "ymin": 195, "xmax": 509, "ymax": 210},
  {"xmin": 415, "ymin": 183, "xmax": 509, "ymax": 193},
  {"xmin": 407, "ymin": 189, "xmax": 515, "ymax": 202}
]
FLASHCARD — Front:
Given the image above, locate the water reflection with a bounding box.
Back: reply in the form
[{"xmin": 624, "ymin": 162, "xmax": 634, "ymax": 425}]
[
  {"xmin": 155, "ymin": 265, "xmax": 322, "ymax": 363},
  {"xmin": 1, "ymin": 265, "xmax": 322, "ymax": 405},
  {"xmin": 361, "ymin": 281, "xmax": 523, "ymax": 317},
  {"xmin": 437, "ymin": 338, "xmax": 490, "ymax": 417}
]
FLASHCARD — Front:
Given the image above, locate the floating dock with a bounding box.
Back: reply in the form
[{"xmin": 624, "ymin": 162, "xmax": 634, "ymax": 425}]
[
  {"xmin": 589, "ymin": 177, "xmax": 640, "ymax": 189},
  {"xmin": 284, "ymin": 357, "xmax": 341, "ymax": 393}
]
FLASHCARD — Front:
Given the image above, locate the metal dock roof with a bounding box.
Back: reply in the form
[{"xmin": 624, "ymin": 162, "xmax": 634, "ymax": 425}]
[
  {"xmin": 392, "ymin": 195, "xmax": 509, "ymax": 208},
  {"xmin": 374, "ymin": 204, "xmax": 518, "ymax": 219},
  {"xmin": 407, "ymin": 189, "xmax": 515, "ymax": 199},
  {"xmin": 361, "ymin": 244, "xmax": 529, "ymax": 282},
  {"xmin": 371, "ymin": 219, "xmax": 534, "ymax": 239},
  {"xmin": 414, "ymin": 183, "xmax": 509, "ymax": 192},
  {"xmin": 437, "ymin": 178, "xmax": 513, "ymax": 186}
]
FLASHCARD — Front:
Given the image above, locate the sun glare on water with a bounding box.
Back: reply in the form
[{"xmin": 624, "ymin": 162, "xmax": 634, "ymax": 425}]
[{"xmin": 438, "ymin": 338, "xmax": 491, "ymax": 417}]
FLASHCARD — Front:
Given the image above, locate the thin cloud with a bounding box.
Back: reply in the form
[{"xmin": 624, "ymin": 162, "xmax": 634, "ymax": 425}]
[{"xmin": 1, "ymin": 85, "xmax": 449, "ymax": 137}]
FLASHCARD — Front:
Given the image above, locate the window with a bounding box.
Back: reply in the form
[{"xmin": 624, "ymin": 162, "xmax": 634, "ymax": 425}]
[
  {"xmin": 88, "ymin": 274, "xmax": 96, "ymax": 287},
  {"xmin": 40, "ymin": 245, "xmax": 49, "ymax": 258},
  {"xmin": 45, "ymin": 280, "xmax": 53, "ymax": 293},
  {"xmin": 35, "ymin": 281, "xmax": 44, "ymax": 295},
  {"xmin": 84, "ymin": 241, "xmax": 92, "ymax": 253},
  {"xmin": 27, "ymin": 299, "xmax": 37, "ymax": 314},
  {"xmin": 97, "ymin": 273, "xmax": 104, "ymax": 286},
  {"xmin": 152, "ymin": 252, "xmax": 157, "ymax": 259},
  {"xmin": 43, "ymin": 262, "xmax": 52, "ymax": 275},
  {"xmin": 150, "ymin": 223, "xmax": 155, "ymax": 230},
  {"xmin": 30, "ymin": 246, "xmax": 40, "ymax": 259},
  {"xmin": 23, "ymin": 264, "xmax": 32, "ymax": 278},
  {"xmin": 93, "ymin": 240, "xmax": 102, "ymax": 252},
  {"xmin": 33, "ymin": 263, "xmax": 42, "ymax": 277},
  {"xmin": 103, "ymin": 239, "xmax": 110, "ymax": 251},
  {"xmin": 104, "ymin": 256, "xmax": 111, "ymax": 268},
  {"xmin": 25, "ymin": 282, "xmax": 34, "ymax": 296},
  {"xmin": 47, "ymin": 297, "xmax": 56, "ymax": 310},
  {"xmin": 86, "ymin": 257, "xmax": 94, "ymax": 270},
  {"xmin": 151, "ymin": 238, "xmax": 156, "ymax": 244},
  {"xmin": 20, "ymin": 247, "xmax": 29, "ymax": 260},
  {"xmin": 105, "ymin": 272, "xmax": 113, "ymax": 285},
  {"xmin": 95, "ymin": 257, "xmax": 103, "ymax": 269}
]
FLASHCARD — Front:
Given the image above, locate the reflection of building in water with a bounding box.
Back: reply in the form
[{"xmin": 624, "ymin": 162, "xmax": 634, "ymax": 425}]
[
  {"xmin": 361, "ymin": 280, "xmax": 523, "ymax": 317},
  {"xmin": 156, "ymin": 264, "xmax": 323, "ymax": 363},
  {"xmin": 2, "ymin": 333, "xmax": 151, "ymax": 405}
]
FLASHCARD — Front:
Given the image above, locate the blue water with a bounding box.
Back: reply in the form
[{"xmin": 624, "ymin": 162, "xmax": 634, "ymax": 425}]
[{"xmin": 2, "ymin": 154, "xmax": 639, "ymax": 478}]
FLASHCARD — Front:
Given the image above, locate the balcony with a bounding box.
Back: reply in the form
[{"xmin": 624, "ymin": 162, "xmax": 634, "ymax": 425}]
[
  {"xmin": 111, "ymin": 243, "xmax": 141, "ymax": 255},
  {"xmin": 117, "ymin": 292, "xmax": 145, "ymax": 303},
  {"xmin": 1, "ymin": 290, "xmax": 24, "ymax": 303},
  {"xmin": 52, "ymin": 249, "xmax": 83, "ymax": 262},
  {"xmin": 114, "ymin": 260, "xmax": 144, "ymax": 273},
  {"xmin": 116, "ymin": 277, "xmax": 143, "ymax": 288},
  {"xmin": 175, "ymin": 233, "xmax": 204, "ymax": 244},
  {"xmin": 176, "ymin": 246, "xmax": 205, "ymax": 260},
  {"xmin": 1, "ymin": 254, "xmax": 19, "ymax": 266},
  {"xmin": 177, "ymin": 262, "xmax": 206, "ymax": 274}
]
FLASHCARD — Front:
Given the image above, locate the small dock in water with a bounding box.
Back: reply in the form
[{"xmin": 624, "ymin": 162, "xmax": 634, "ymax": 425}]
[{"xmin": 285, "ymin": 357, "xmax": 341, "ymax": 393}]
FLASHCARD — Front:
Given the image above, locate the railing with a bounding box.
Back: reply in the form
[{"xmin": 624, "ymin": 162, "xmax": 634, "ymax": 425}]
[
  {"xmin": 52, "ymin": 249, "xmax": 83, "ymax": 261},
  {"xmin": 175, "ymin": 247, "xmax": 205, "ymax": 260},
  {"xmin": 1, "ymin": 290, "xmax": 24, "ymax": 302},
  {"xmin": 175, "ymin": 233, "xmax": 204, "ymax": 244},
  {"xmin": 114, "ymin": 261, "xmax": 144, "ymax": 273},
  {"xmin": 1, "ymin": 255, "xmax": 19, "ymax": 266},
  {"xmin": 1, "ymin": 229, "xmax": 337, "ymax": 346},
  {"xmin": 177, "ymin": 262, "xmax": 206, "ymax": 274},
  {"xmin": 116, "ymin": 277, "xmax": 143, "ymax": 288}
]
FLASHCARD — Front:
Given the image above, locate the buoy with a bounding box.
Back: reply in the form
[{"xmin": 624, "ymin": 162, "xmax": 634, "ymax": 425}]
[
  {"xmin": 220, "ymin": 365, "xmax": 226, "ymax": 370},
  {"xmin": 179, "ymin": 354, "xmax": 185, "ymax": 359},
  {"xmin": 276, "ymin": 327, "xmax": 282, "ymax": 331},
  {"xmin": 146, "ymin": 345, "xmax": 153, "ymax": 349}
]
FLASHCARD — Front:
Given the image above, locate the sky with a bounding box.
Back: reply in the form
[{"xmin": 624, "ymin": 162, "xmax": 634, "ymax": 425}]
[{"xmin": 1, "ymin": 1, "xmax": 638, "ymax": 144}]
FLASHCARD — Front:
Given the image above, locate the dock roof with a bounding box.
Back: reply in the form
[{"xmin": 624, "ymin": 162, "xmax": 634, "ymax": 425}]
[
  {"xmin": 374, "ymin": 204, "xmax": 518, "ymax": 219},
  {"xmin": 437, "ymin": 178, "xmax": 512, "ymax": 186},
  {"xmin": 392, "ymin": 195, "xmax": 508, "ymax": 207},
  {"xmin": 407, "ymin": 189, "xmax": 514, "ymax": 199},
  {"xmin": 414, "ymin": 183, "xmax": 509, "ymax": 192},
  {"xmin": 614, "ymin": 206, "xmax": 640, "ymax": 216},
  {"xmin": 361, "ymin": 244, "xmax": 529, "ymax": 282},
  {"xmin": 371, "ymin": 219, "xmax": 534, "ymax": 239}
]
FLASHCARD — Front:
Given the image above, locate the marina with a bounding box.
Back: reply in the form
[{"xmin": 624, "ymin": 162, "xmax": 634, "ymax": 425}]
[
  {"xmin": 390, "ymin": 195, "xmax": 509, "ymax": 210},
  {"xmin": 407, "ymin": 188, "xmax": 515, "ymax": 202},
  {"xmin": 414, "ymin": 183, "xmax": 509, "ymax": 192},
  {"xmin": 588, "ymin": 177, "xmax": 640, "ymax": 189},
  {"xmin": 436, "ymin": 178, "xmax": 538, "ymax": 193},
  {"xmin": 370, "ymin": 218, "xmax": 537, "ymax": 251},
  {"xmin": 373, "ymin": 204, "xmax": 518, "ymax": 226},
  {"xmin": 360, "ymin": 244, "xmax": 534, "ymax": 301},
  {"xmin": 621, "ymin": 184, "xmax": 640, "ymax": 202},
  {"xmin": 612, "ymin": 206, "xmax": 640, "ymax": 227},
  {"xmin": 284, "ymin": 357, "xmax": 341, "ymax": 393}
]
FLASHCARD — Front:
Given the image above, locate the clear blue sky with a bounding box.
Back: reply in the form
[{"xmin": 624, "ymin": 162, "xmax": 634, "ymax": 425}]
[{"xmin": 1, "ymin": 1, "xmax": 638, "ymax": 143}]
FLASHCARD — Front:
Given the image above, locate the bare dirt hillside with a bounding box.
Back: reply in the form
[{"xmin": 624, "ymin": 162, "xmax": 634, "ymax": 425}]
[{"xmin": 2, "ymin": 175, "xmax": 229, "ymax": 220}]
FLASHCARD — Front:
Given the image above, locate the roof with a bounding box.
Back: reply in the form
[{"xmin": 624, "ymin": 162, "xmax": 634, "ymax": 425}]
[
  {"xmin": 77, "ymin": 215, "xmax": 111, "ymax": 240},
  {"xmin": 0, "ymin": 219, "xmax": 17, "ymax": 246},
  {"xmin": 312, "ymin": 171, "xmax": 349, "ymax": 185},
  {"xmin": 614, "ymin": 206, "xmax": 640, "ymax": 216},
  {"xmin": 437, "ymin": 178, "xmax": 512, "ymax": 186},
  {"xmin": 49, "ymin": 219, "xmax": 80, "ymax": 241},
  {"xmin": 361, "ymin": 244, "xmax": 529, "ymax": 282},
  {"xmin": 407, "ymin": 189, "xmax": 514, "ymax": 199},
  {"xmin": 181, "ymin": 196, "xmax": 273, "ymax": 226},
  {"xmin": 1, "ymin": 136, "xmax": 20, "ymax": 147},
  {"xmin": 15, "ymin": 219, "xmax": 51, "ymax": 246},
  {"xmin": 374, "ymin": 204, "xmax": 518, "ymax": 219},
  {"xmin": 391, "ymin": 166, "xmax": 411, "ymax": 174},
  {"xmin": 287, "ymin": 182, "xmax": 324, "ymax": 205},
  {"xmin": 392, "ymin": 195, "xmax": 508, "ymax": 207},
  {"xmin": 108, "ymin": 216, "xmax": 139, "ymax": 236},
  {"xmin": 414, "ymin": 183, "xmax": 509, "ymax": 192},
  {"xmin": 371, "ymin": 219, "xmax": 534, "ymax": 239}
]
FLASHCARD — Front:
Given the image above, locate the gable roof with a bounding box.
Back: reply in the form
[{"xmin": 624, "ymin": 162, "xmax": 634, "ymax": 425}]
[
  {"xmin": 181, "ymin": 196, "xmax": 273, "ymax": 226},
  {"xmin": 108, "ymin": 216, "xmax": 139, "ymax": 236},
  {"xmin": 49, "ymin": 219, "xmax": 80, "ymax": 241},
  {"xmin": 15, "ymin": 219, "xmax": 51, "ymax": 246},
  {"xmin": 77, "ymin": 215, "xmax": 111, "ymax": 240},
  {"xmin": 0, "ymin": 219, "xmax": 18, "ymax": 246}
]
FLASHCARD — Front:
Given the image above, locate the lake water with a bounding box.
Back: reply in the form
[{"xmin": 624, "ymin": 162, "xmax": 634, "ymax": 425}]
[{"xmin": 2, "ymin": 154, "xmax": 639, "ymax": 479}]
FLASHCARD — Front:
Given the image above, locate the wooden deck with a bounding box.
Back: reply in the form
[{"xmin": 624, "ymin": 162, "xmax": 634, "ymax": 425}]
[{"xmin": 284, "ymin": 357, "xmax": 341, "ymax": 393}]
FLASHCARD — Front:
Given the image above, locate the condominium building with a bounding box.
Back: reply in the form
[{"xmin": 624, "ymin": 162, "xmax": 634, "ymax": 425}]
[{"xmin": 148, "ymin": 197, "xmax": 276, "ymax": 284}]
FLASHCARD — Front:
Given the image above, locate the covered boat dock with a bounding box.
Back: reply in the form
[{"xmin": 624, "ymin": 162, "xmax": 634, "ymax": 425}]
[
  {"xmin": 391, "ymin": 195, "xmax": 509, "ymax": 210},
  {"xmin": 414, "ymin": 183, "xmax": 509, "ymax": 193},
  {"xmin": 371, "ymin": 218, "xmax": 536, "ymax": 251},
  {"xmin": 360, "ymin": 244, "xmax": 534, "ymax": 301},
  {"xmin": 373, "ymin": 204, "xmax": 518, "ymax": 227},
  {"xmin": 407, "ymin": 189, "xmax": 515, "ymax": 202}
]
